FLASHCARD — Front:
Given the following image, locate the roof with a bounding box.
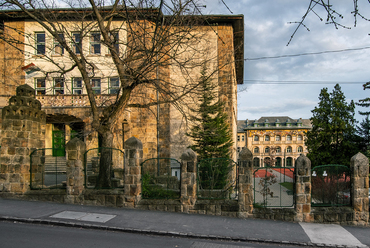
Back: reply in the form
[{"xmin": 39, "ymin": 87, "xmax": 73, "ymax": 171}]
[{"xmin": 237, "ymin": 116, "xmax": 312, "ymax": 132}]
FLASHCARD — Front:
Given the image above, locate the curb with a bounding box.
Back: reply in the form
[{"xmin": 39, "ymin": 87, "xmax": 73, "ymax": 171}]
[{"xmin": 0, "ymin": 216, "xmax": 363, "ymax": 248}]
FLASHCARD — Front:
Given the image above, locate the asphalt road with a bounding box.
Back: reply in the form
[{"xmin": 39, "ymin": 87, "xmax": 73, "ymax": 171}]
[{"xmin": 0, "ymin": 221, "xmax": 300, "ymax": 248}]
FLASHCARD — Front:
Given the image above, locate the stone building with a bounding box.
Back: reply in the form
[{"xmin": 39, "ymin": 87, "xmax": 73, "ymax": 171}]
[
  {"xmin": 237, "ymin": 117, "xmax": 312, "ymax": 167},
  {"xmin": 0, "ymin": 8, "xmax": 244, "ymax": 162}
]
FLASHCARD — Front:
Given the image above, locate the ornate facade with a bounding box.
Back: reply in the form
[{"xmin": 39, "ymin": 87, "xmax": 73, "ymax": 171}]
[{"xmin": 237, "ymin": 117, "xmax": 312, "ymax": 167}]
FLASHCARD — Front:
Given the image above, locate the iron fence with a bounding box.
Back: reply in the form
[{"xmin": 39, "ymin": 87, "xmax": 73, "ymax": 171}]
[
  {"xmin": 197, "ymin": 158, "xmax": 238, "ymax": 200},
  {"xmin": 140, "ymin": 158, "xmax": 181, "ymax": 199},
  {"xmin": 253, "ymin": 167, "xmax": 295, "ymax": 208},
  {"xmin": 311, "ymin": 164, "xmax": 351, "ymax": 207},
  {"xmin": 84, "ymin": 147, "xmax": 124, "ymax": 189},
  {"xmin": 30, "ymin": 148, "xmax": 67, "ymax": 190}
]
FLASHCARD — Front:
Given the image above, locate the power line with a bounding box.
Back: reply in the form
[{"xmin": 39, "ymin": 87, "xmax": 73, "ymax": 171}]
[
  {"xmin": 244, "ymin": 46, "xmax": 370, "ymax": 61},
  {"xmin": 242, "ymin": 80, "xmax": 366, "ymax": 85}
]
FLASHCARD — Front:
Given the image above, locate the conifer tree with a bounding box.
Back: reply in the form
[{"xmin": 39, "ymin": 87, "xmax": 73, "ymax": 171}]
[
  {"xmin": 356, "ymin": 116, "xmax": 370, "ymax": 155},
  {"xmin": 306, "ymin": 84, "xmax": 357, "ymax": 166},
  {"xmin": 356, "ymin": 81, "xmax": 370, "ymax": 116},
  {"xmin": 187, "ymin": 68, "xmax": 233, "ymax": 159},
  {"xmin": 187, "ymin": 66, "xmax": 233, "ymax": 189}
]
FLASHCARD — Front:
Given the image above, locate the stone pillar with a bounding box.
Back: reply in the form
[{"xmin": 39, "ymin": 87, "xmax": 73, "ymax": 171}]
[
  {"xmin": 238, "ymin": 147, "xmax": 254, "ymax": 218},
  {"xmin": 0, "ymin": 84, "xmax": 45, "ymax": 193},
  {"xmin": 124, "ymin": 137, "xmax": 142, "ymax": 207},
  {"xmin": 350, "ymin": 152, "xmax": 369, "ymax": 226},
  {"xmin": 65, "ymin": 138, "xmax": 86, "ymax": 203},
  {"xmin": 295, "ymin": 154, "xmax": 312, "ymax": 222},
  {"xmin": 180, "ymin": 148, "xmax": 197, "ymax": 213}
]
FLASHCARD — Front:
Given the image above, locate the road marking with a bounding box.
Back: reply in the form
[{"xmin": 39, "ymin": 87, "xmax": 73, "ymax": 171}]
[
  {"xmin": 50, "ymin": 211, "xmax": 116, "ymax": 223},
  {"xmin": 190, "ymin": 242, "xmax": 252, "ymax": 248},
  {"xmin": 299, "ymin": 222, "xmax": 367, "ymax": 247}
]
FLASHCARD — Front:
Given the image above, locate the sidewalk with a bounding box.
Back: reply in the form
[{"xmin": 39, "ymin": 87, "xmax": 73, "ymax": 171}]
[{"xmin": 0, "ymin": 198, "xmax": 369, "ymax": 247}]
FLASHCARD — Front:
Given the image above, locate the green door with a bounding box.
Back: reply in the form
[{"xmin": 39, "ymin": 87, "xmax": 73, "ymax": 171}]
[{"xmin": 52, "ymin": 130, "xmax": 65, "ymax": 157}]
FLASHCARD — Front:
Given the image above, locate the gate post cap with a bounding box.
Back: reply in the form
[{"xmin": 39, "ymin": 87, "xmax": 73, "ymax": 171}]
[
  {"xmin": 239, "ymin": 147, "xmax": 253, "ymax": 161},
  {"xmin": 124, "ymin": 136, "xmax": 142, "ymax": 150},
  {"xmin": 66, "ymin": 137, "xmax": 86, "ymax": 151},
  {"xmin": 180, "ymin": 148, "xmax": 196, "ymax": 161}
]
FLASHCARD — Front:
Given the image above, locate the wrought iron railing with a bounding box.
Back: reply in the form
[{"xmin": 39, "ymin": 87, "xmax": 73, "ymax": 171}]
[
  {"xmin": 140, "ymin": 158, "xmax": 181, "ymax": 199},
  {"xmin": 311, "ymin": 164, "xmax": 351, "ymax": 207},
  {"xmin": 253, "ymin": 166, "xmax": 295, "ymax": 208},
  {"xmin": 29, "ymin": 148, "xmax": 67, "ymax": 190},
  {"xmin": 84, "ymin": 147, "xmax": 124, "ymax": 189},
  {"xmin": 196, "ymin": 158, "xmax": 238, "ymax": 200}
]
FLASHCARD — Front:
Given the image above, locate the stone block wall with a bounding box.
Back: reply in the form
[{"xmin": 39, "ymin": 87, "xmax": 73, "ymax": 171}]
[{"xmin": 0, "ymin": 84, "xmax": 45, "ymax": 193}]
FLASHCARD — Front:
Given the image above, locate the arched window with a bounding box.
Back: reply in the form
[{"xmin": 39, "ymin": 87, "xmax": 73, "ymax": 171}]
[
  {"xmin": 265, "ymin": 135, "xmax": 270, "ymax": 141},
  {"xmin": 276, "ymin": 157, "xmax": 282, "ymax": 167},
  {"xmin": 297, "ymin": 135, "xmax": 303, "ymax": 141},
  {"xmin": 286, "ymin": 157, "xmax": 293, "ymax": 167},
  {"xmin": 265, "ymin": 147, "xmax": 270, "ymax": 153},
  {"xmin": 286, "ymin": 146, "xmax": 292, "ymax": 153},
  {"xmin": 253, "ymin": 157, "xmax": 260, "ymax": 167},
  {"xmin": 254, "ymin": 135, "xmax": 259, "ymax": 141},
  {"xmin": 276, "ymin": 146, "xmax": 281, "ymax": 153},
  {"xmin": 297, "ymin": 146, "xmax": 303, "ymax": 153},
  {"xmin": 254, "ymin": 147, "xmax": 259, "ymax": 153},
  {"xmin": 286, "ymin": 135, "xmax": 292, "ymax": 141},
  {"xmin": 275, "ymin": 135, "xmax": 281, "ymax": 141}
]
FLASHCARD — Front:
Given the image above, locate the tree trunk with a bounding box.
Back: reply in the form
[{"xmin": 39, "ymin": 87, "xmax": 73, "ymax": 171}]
[{"xmin": 96, "ymin": 126, "xmax": 114, "ymax": 188}]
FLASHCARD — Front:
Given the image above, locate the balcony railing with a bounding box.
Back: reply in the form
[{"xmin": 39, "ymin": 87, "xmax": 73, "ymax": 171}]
[{"xmin": 36, "ymin": 94, "xmax": 116, "ymax": 107}]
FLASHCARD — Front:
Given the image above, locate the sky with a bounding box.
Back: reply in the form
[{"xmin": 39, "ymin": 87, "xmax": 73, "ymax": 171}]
[{"xmin": 203, "ymin": 0, "xmax": 370, "ymax": 122}]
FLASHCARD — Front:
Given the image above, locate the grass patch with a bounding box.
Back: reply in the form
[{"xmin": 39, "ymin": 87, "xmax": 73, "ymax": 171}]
[{"xmin": 279, "ymin": 182, "xmax": 293, "ymax": 191}]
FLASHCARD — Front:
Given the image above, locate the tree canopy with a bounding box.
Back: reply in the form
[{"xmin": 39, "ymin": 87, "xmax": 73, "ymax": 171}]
[{"xmin": 305, "ymin": 84, "xmax": 358, "ymax": 166}]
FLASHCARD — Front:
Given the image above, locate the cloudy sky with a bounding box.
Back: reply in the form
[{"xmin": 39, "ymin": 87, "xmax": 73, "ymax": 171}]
[{"xmin": 203, "ymin": 0, "xmax": 370, "ymax": 122}]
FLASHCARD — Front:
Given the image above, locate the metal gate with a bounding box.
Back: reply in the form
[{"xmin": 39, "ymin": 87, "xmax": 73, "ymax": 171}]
[
  {"xmin": 197, "ymin": 158, "xmax": 238, "ymax": 200},
  {"xmin": 253, "ymin": 166, "xmax": 295, "ymax": 208},
  {"xmin": 311, "ymin": 164, "xmax": 351, "ymax": 207}
]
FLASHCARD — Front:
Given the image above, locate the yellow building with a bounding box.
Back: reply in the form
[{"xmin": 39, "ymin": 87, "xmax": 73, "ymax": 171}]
[{"xmin": 237, "ymin": 117, "xmax": 312, "ymax": 167}]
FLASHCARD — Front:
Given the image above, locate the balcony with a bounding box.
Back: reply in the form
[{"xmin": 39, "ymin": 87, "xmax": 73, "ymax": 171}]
[{"xmin": 36, "ymin": 94, "xmax": 116, "ymax": 108}]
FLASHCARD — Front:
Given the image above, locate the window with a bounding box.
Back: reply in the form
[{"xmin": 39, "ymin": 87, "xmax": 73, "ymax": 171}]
[
  {"xmin": 54, "ymin": 78, "xmax": 64, "ymax": 94},
  {"xmin": 276, "ymin": 157, "xmax": 282, "ymax": 167},
  {"xmin": 276, "ymin": 146, "xmax": 281, "ymax": 153},
  {"xmin": 90, "ymin": 32, "xmax": 101, "ymax": 54},
  {"xmin": 254, "ymin": 147, "xmax": 259, "ymax": 153},
  {"xmin": 35, "ymin": 32, "xmax": 45, "ymax": 55},
  {"xmin": 237, "ymin": 135, "xmax": 240, "ymax": 142},
  {"xmin": 265, "ymin": 147, "xmax": 269, "ymax": 153},
  {"xmin": 254, "ymin": 135, "xmax": 259, "ymax": 141},
  {"xmin": 298, "ymin": 146, "xmax": 303, "ymax": 153},
  {"xmin": 286, "ymin": 157, "xmax": 293, "ymax": 167},
  {"xmin": 35, "ymin": 78, "xmax": 46, "ymax": 95},
  {"xmin": 54, "ymin": 33, "xmax": 64, "ymax": 55},
  {"xmin": 286, "ymin": 146, "xmax": 292, "ymax": 153},
  {"xmin": 253, "ymin": 158, "xmax": 260, "ymax": 167},
  {"xmin": 286, "ymin": 135, "xmax": 292, "ymax": 141},
  {"xmin": 91, "ymin": 78, "xmax": 101, "ymax": 94},
  {"xmin": 73, "ymin": 78, "xmax": 83, "ymax": 94},
  {"xmin": 109, "ymin": 77, "xmax": 120, "ymax": 94},
  {"xmin": 241, "ymin": 135, "xmax": 244, "ymax": 141},
  {"xmin": 72, "ymin": 32, "xmax": 82, "ymax": 54},
  {"xmin": 276, "ymin": 135, "xmax": 281, "ymax": 141},
  {"xmin": 265, "ymin": 135, "xmax": 270, "ymax": 141},
  {"xmin": 109, "ymin": 31, "xmax": 119, "ymax": 54},
  {"xmin": 237, "ymin": 147, "xmax": 240, "ymax": 152},
  {"xmin": 298, "ymin": 135, "xmax": 303, "ymax": 141}
]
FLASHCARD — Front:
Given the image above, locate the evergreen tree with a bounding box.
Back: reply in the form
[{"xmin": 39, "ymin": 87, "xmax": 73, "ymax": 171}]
[
  {"xmin": 187, "ymin": 68, "xmax": 233, "ymax": 159},
  {"xmin": 187, "ymin": 67, "xmax": 233, "ymax": 189},
  {"xmin": 306, "ymin": 84, "xmax": 358, "ymax": 166},
  {"xmin": 356, "ymin": 116, "xmax": 370, "ymax": 155},
  {"xmin": 356, "ymin": 81, "xmax": 370, "ymax": 116}
]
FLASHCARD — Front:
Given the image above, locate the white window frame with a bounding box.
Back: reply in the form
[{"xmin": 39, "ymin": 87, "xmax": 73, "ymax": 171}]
[
  {"xmin": 35, "ymin": 78, "xmax": 46, "ymax": 95},
  {"xmin": 73, "ymin": 78, "xmax": 83, "ymax": 94},
  {"xmin": 53, "ymin": 33, "xmax": 64, "ymax": 55},
  {"xmin": 35, "ymin": 32, "xmax": 45, "ymax": 55},
  {"xmin": 90, "ymin": 32, "xmax": 101, "ymax": 54}
]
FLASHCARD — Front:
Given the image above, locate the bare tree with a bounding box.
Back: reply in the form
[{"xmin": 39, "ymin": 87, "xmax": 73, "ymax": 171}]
[
  {"xmin": 287, "ymin": 1, "xmax": 370, "ymax": 45},
  {"xmin": 0, "ymin": 0, "xmax": 223, "ymax": 187}
]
